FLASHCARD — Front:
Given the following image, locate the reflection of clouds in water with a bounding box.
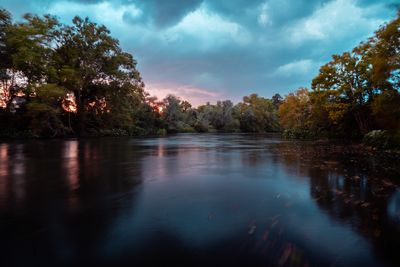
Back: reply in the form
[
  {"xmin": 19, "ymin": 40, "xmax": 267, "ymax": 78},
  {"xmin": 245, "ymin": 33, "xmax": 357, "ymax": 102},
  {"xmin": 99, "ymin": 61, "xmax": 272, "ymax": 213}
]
[
  {"xmin": 0, "ymin": 144, "xmax": 9, "ymax": 207},
  {"xmin": 157, "ymin": 143, "xmax": 165, "ymax": 158},
  {"xmin": 148, "ymin": 142, "xmax": 168, "ymax": 179},
  {"xmin": 13, "ymin": 144, "xmax": 25, "ymax": 175},
  {"xmin": 0, "ymin": 143, "xmax": 8, "ymax": 176},
  {"xmin": 1, "ymin": 136, "xmax": 399, "ymax": 266},
  {"xmin": 64, "ymin": 141, "xmax": 79, "ymax": 191},
  {"xmin": 101, "ymin": 139, "xmax": 378, "ymax": 266},
  {"xmin": 142, "ymin": 139, "xmax": 214, "ymax": 180},
  {"xmin": 13, "ymin": 144, "xmax": 25, "ymax": 206},
  {"xmin": 0, "ymin": 143, "xmax": 7, "ymax": 159}
]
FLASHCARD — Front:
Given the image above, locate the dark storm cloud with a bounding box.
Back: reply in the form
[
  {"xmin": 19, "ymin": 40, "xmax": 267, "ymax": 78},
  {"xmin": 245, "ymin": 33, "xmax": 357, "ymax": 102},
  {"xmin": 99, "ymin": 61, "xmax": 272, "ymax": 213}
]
[
  {"xmin": 206, "ymin": 0, "xmax": 331, "ymax": 26},
  {"xmin": 127, "ymin": 0, "xmax": 203, "ymax": 28},
  {"xmin": 0, "ymin": 0, "xmax": 397, "ymax": 104},
  {"xmin": 65, "ymin": 0, "xmax": 203, "ymax": 28}
]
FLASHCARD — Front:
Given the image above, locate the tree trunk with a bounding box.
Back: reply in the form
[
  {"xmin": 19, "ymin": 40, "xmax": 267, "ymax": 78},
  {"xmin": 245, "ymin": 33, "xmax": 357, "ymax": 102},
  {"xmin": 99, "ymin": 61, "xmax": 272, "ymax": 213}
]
[{"xmin": 354, "ymin": 108, "xmax": 369, "ymax": 135}]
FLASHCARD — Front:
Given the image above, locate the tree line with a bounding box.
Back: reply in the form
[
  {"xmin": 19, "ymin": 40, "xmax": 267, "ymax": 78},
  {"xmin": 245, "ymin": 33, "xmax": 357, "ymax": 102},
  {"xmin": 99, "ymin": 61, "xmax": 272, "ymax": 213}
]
[
  {"xmin": 0, "ymin": 8, "xmax": 399, "ymax": 145},
  {"xmin": 279, "ymin": 11, "xmax": 400, "ymax": 146},
  {"xmin": 0, "ymin": 8, "xmax": 283, "ymax": 137}
]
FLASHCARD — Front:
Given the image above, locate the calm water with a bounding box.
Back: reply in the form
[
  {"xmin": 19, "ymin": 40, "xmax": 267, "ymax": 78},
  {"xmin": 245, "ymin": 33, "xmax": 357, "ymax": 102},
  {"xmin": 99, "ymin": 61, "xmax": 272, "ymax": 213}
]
[{"xmin": 0, "ymin": 134, "xmax": 399, "ymax": 267}]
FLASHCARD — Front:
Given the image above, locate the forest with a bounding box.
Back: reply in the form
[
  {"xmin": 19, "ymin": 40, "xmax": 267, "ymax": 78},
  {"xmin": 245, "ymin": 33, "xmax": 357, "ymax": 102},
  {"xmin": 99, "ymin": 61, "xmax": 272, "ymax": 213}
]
[{"xmin": 0, "ymin": 8, "xmax": 399, "ymax": 148}]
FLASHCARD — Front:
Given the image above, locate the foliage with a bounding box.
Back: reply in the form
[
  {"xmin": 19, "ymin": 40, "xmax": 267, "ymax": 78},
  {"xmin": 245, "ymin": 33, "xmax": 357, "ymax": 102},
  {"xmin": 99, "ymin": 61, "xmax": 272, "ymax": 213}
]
[
  {"xmin": 162, "ymin": 95, "xmax": 185, "ymax": 132},
  {"xmin": 311, "ymin": 50, "xmax": 373, "ymax": 134},
  {"xmin": 363, "ymin": 130, "xmax": 400, "ymax": 150},
  {"xmin": 279, "ymin": 11, "xmax": 400, "ymax": 143},
  {"xmin": 279, "ymin": 88, "xmax": 311, "ymax": 130},
  {"xmin": 282, "ymin": 129, "xmax": 318, "ymax": 140},
  {"xmin": 237, "ymin": 94, "xmax": 279, "ymax": 132},
  {"xmin": 25, "ymin": 84, "xmax": 68, "ymax": 137},
  {"xmin": 371, "ymin": 90, "xmax": 400, "ymax": 130},
  {"xmin": 1, "ymin": 7, "xmax": 399, "ymax": 143},
  {"xmin": 0, "ymin": 9, "xmax": 147, "ymax": 137},
  {"xmin": 0, "ymin": 8, "xmax": 12, "ymax": 79}
]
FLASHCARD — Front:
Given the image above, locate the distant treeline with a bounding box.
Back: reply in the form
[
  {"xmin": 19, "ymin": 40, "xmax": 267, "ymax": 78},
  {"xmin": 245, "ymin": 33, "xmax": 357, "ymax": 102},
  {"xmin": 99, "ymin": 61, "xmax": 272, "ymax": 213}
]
[{"xmin": 0, "ymin": 8, "xmax": 399, "ymax": 147}]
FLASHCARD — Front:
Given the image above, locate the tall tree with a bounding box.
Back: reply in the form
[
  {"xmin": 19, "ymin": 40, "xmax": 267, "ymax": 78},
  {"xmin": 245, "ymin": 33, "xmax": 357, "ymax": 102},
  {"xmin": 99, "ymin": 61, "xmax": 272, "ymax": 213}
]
[
  {"xmin": 7, "ymin": 13, "xmax": 59, "ymax": 84},
  {"xmin": 162, "ymin": 95, "xmax": 184, "ymax": 132},
  {"xmin": 272, "ymin": 93, "xmax": 283, "ymax": 109},
  {"xmin": 0, "ymin": 8, "xmax": 12, "ymax": 76},
  {"xmin": 311, "ymin": 50, "xmax": 373, "ymax": 134},
  {"xmin": 0, "ymin": 8, "xmax": 12, "ymax": 109},
  {"xmin": 54, "ymin": 16, "xmax": 144, "ymax": 134},
  {"xmin": 366, "ymin": 11, "xmax": 400, "ymax": 91}
]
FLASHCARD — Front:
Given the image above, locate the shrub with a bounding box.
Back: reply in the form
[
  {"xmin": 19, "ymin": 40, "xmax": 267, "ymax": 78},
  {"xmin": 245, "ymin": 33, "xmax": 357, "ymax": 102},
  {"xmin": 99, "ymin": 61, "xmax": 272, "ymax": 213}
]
[
  {"xmin": 180, "ymin": 126, "xmax": 196, "ymax": 133},
  {"xmin": 156, "ymin": 129, "xmax": 167, "ymax": 136},
  {"xmin": 363, "ymin": 130, "xmax": 400, "ymax": 150},
  {"xmin": 282, "ymin": 128, "xmax": 316, "ymax": 140},
  {"xmin": 99, "ymin": 128, "xmax": 129, "ymax": 137}
]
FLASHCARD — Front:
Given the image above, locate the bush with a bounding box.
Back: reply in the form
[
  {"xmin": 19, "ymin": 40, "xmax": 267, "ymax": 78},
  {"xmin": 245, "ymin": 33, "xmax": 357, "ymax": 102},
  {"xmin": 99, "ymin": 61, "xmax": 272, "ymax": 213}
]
[
  {"xmin": 0, "ymin": 129, "xmax": 38, "ymax": 139},
  {"xmin": 99, "ymin": 128, "xmax": 129, "ymax": 137},
  {"xmin": 194, "ymin": 121, "xmax": 209, "ymax": 132},
  {"xmin": 282, "ymin": 128, "xmax": 317, "ymax": 140},
  {"xmin": 156, "ymin": 129, "xmax": 167, "ymax": 136},
  {"xmin": 180, "ymin": 126, "xmax": 196, "ymax": 133},
  {"xmin": 363, "ymin": 130, "xmax": 400, "ymax": 150}
]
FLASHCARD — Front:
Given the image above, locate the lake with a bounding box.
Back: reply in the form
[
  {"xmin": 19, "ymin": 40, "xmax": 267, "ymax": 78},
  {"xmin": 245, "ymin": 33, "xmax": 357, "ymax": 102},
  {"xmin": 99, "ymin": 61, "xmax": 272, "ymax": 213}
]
[{"xmin": 0, "ymin": 134, "xmax": 399, "ymax": 267}]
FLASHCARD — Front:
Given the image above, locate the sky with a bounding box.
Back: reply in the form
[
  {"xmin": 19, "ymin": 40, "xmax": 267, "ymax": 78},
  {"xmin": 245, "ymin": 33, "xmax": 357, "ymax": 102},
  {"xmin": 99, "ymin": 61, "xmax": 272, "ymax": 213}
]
[{"xmin": 0, "ymin": 0, "xmax": 398, "ymax": 105}]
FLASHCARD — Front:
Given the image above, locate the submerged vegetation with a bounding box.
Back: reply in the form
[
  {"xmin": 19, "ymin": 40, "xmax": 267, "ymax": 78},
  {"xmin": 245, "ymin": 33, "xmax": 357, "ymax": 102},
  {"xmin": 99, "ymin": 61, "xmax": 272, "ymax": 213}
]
[{"xmin": 0, "ymin": 8, "xmax": 399, "ymax": 148}]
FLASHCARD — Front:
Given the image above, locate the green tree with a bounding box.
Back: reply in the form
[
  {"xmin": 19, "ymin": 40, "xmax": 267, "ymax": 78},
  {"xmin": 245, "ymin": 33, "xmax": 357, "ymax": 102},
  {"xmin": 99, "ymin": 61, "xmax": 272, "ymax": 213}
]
[
  {"xmin": 0, "ymin": 8, "xmax": 12, "ymax": 80},
  {"xmin": 311, "ymin": 50, "xmax": 373, "ymax": 134},
  {"xmin": 54, "ymin": 16, "xmax": 144, "ymax": 134},
  {"xmin": 6, "ymin": 13, "xmax": 59, "ymax": 84},
  {"xmin": 25, "ymin": 84, "xmax": 68, "ymax": 137},
  {"xmin": 237, "ymin": 94, "xmax": 279, "ymax": 132},
  {"xmin": 0, "ymin": 8, "xmax": 12, "ymax": 109},
  {"xmin": 162, "ymin": 94, "xmax": 185, "ymax": 132}
]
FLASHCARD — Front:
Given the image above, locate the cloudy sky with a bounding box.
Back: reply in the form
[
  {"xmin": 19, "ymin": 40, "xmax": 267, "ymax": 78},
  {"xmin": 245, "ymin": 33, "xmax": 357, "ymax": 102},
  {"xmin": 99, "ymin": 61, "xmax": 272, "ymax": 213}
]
[{"xmin": 0, "ymin": 0, "xmax": 398, "ymax": 105}]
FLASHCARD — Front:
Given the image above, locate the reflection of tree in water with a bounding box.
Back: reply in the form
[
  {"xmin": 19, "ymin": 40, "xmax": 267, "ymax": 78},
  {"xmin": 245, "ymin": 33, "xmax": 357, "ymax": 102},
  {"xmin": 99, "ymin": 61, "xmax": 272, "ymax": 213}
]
[
  {"xmin": 274, "ymin": 142, "xmax": 400, "ymax": 266},
  {"xmin": 0, "ymin": 140, "xmax": 145, "ymax": 266}
]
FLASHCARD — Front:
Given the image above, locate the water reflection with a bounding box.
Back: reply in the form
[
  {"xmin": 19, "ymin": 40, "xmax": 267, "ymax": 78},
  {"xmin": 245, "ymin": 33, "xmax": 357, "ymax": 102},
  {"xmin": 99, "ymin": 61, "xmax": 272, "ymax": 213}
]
[
  {"xmin": 388, "ymin": 191, "xmax": 400, "ymax": 224},
  {"xmin": 64, "ymin": 141, "xmax": 79, "ymax": 192},
  {"xmin": 0, "ymin": 143, "xmax": 27, "ymax": 209},
  {"xmin": 274, "ymin": 142, "xmax": 400, "ymax": 265},
  {"xmin": 0, "ymin": 139, "xmax": 145, "ymax": 266},
  {"xmin": 0, "ymin": 143, "xmax": 8, "ymax": 207},
  {"xmin": 0, "ymin": 135, "xmax": 399, "ymax": 267}
]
